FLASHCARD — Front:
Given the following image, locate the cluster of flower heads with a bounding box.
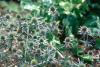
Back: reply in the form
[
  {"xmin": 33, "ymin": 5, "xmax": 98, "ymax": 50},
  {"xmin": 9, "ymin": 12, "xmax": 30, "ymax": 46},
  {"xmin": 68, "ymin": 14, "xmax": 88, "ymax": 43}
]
[
  {"xmin": 0, "ymin": 11, "xmax": 63, "ymax": 66},
  {"xmin": 0, "ymin": 9, "xmax": 100, "ymax": 67}
]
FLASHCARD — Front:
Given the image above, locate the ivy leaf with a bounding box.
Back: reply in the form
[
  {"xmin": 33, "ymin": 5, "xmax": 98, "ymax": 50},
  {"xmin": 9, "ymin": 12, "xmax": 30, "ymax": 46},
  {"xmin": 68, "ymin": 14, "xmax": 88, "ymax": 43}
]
[
  {"xmin": 6, "ymin": 2, "xmax": 19, "ymax": 12},
  {"xmin": 95, "ymin": 38, "xmax": 100, "ymax": 49},
  {"xmin": 84, "ymin": 15, "xmax": 99, "ymax": 28},
  {"xmin": 20, "ymin": 0, "xmax": 40, "ymax": 11},
  {"xmin": 63, "ymin": 15, "xmax": 79, "ymax": 35},
  {"xmin": 42, "ymin": 0, "xmax": 52, "ymax": 7},
  {"xmin": 20, "ymin": 0, "xmax": 32, "ymax": 6},
  {"xmin": 59, "ymin": 1, "xmax": 73, "ymax": 14},
  {"xmin": 23, "ymin": 4, "xmax": 39, "ymax": 11},
  {"xmin": 72, "ymin": 0, "xmax": 85, "ymax": 4}
]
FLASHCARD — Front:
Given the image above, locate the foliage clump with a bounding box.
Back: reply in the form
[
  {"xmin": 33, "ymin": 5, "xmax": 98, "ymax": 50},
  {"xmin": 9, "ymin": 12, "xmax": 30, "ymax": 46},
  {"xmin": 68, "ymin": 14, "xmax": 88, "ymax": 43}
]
[{"xmin": 0, "ymin": 0, "xmax": 100, "ymax": 67}]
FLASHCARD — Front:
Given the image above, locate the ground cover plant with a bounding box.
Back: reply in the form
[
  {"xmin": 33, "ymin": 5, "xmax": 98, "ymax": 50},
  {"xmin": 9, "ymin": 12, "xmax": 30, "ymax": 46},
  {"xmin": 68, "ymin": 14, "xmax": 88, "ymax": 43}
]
[{"xmin": 0, "ymin": 0, "xmax": 100, "ymax": 67}]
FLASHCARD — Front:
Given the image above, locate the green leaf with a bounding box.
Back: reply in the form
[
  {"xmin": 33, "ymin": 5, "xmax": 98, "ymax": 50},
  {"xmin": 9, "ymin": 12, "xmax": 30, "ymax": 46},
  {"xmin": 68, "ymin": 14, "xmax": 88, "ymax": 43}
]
[
  {"xmin": 80, "ymin": 54, "xmax": 93, "ymax": 63},
  {"xmin": 31, "ymin": 58, "xmax": 38, "ymax": 65},
  {"xmin": 6, "ymin": 2, "xmax": 19, "ymax": 12},
  {"xmin": 91, "ymin": 28, "xmax": 100, "ymax": 37},
  {"xmin": 63, "ymin": 15, "xmax": 79, "ymax": 35},
  {"xmin": 42, "ymin": 0, "xmax": 52, "ymax": 7},
  {"xmin": 59, "ymin": 1, "xmax": 73, "ymax": 14},
  {"xmin": 72, "ymin": 47, "xmax": 83, "ymax": 56},
  {"xmin": 70, "ymin": 39, "xmax": 84, "ymax": 56},
  {"xmin": 20, "ymin": 0, "xmax": 40, "ymax": 11},
  {"xmin": 46, "ymin": 31, "xmax": 53, "ymax": 42},
  {"xmin": 95, "ymin": 38, "xmax": 100, "ymax": 49},
  {"xmin": 72, "ymin": 0, "xmax": 84, "ymax": 4},
  {"xmin": 84, "ymin": 15, "xmax": 99, "ymax": 28}
]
